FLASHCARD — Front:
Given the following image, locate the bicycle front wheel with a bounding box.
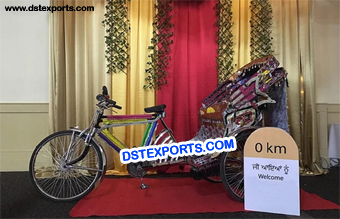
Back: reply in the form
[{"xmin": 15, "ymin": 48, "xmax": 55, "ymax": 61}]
[{"xmin": 29, "ymin": 130, "xmax": 105, "ymax": 201}]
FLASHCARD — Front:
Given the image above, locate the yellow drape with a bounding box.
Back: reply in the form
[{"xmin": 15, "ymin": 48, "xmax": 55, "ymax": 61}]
[
  {"xmin": 270, "ymin": 0, "xmax": 325, "ymax": 175},
  {"xmin": 232, "ymin": 0, "xmax": 251, "ymax": 68},
  {"xmin": 108, "ymin": 0, "xmax": 156, "ymax": 174},
  {"xmin": 50, "ymin": 0, "xmax": 114, "ymax": 168},
  {"xmin": 271, "ymin": 0, "xmax": 300, "ymax": 152},
  {"xmin": 231, "ymin": 0, "xmax": 324, "ymax": 174}
]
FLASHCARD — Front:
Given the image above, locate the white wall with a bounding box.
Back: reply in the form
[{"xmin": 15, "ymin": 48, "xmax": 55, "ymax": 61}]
[
  {"xmin": 313, "ymin": 0, "xmax": 340, "ymax": 104},
  {"xmin": 0, "ymin": 0, "xmax": 49, "ymax": 103},
  {"xmin": 0, "ymin": 0, "xmax": 49, "ymax": 171}
]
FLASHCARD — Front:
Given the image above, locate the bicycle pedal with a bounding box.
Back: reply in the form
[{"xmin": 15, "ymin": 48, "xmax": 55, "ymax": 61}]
[{"xmin": 140, "ymin": 183, "xmax": 149, "ymax": 189}]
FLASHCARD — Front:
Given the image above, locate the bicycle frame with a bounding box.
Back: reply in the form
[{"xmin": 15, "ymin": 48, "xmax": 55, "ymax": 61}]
[
  {"xmin": 66, "ymin": 107, "xmax": 176, "ymax": 166},
  {"xmin": 97, "ymin": 113, "xmax": 172, "ymax": 152}
]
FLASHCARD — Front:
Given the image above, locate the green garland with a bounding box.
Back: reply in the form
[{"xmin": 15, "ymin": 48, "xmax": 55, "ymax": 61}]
[
  {"xmin": 102, "ymin": 0, "xmax": 130, "ymax": 74},
  {"xmin": 215, "ymin": 0, "xmax": 234, "ymax": 85},
  {"xmin": 144, "ymin": 0, "xmax": 174, "ymax": 90},
  {"xmin": 250, "ymin": 0, "xmax": 274, "ymax": 60}
]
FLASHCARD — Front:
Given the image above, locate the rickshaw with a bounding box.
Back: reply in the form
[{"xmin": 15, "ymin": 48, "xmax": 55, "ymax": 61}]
[{"xmin": 29, "ymin": 55, "xmax": 288, "ymax": 202}]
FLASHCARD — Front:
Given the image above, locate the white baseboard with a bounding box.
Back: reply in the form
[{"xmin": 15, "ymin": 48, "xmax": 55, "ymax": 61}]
[
  {"xmin": 316, "ymin": 103, "xmax": 340, "ymax": 167},
  {"xmin": 0, "ymin": 103, "xmax": 49, "ymax": 171}
]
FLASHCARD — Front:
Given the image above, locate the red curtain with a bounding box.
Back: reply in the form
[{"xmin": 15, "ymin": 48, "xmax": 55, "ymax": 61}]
[{"xmin": 157, "ymin": 0, "xmax": 218, "ymax": 142}]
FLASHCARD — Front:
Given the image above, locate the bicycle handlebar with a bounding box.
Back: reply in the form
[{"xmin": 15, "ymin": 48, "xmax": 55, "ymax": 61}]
[
  {"xmin": 96, "ymin": 86, "xmax": 122, "ymax": 110},
  {"xmin": 109, "ymin": 100, "xmax": 122, "ymax": 109}
]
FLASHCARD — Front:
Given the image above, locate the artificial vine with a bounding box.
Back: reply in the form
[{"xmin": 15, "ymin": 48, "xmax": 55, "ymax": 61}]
[
  {"xmin": 250, "ymin": 0, "xmax": 274, "ymax": 60},
  {"xmin": 102, "ymin": 0, "xmax": 130, "ymax": 74},
  {"xmin": 144, "ymin": 0, "xmax": 174, "ymax": 90},
  {"xmin": 215, "ymin": 0, "xmax": 234, "ymax": 85}
]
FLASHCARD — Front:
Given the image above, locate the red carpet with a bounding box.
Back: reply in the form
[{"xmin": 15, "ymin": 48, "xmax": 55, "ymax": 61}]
[{"xmin": 70, "ymin": 177, "xmax": 340, "ymax": 217}]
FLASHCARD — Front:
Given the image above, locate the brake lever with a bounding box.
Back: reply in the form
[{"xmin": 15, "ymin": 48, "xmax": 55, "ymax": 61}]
[
  {"xmin": 97, "ymin": 101, "xmax": 108, "ymax": 109},
  {"xmin": 107, "ymin": 99, "xmax": 117, "ymax": 105}
]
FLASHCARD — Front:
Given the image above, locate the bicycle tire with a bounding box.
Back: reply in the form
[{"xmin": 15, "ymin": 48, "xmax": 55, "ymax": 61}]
[
  {"xmin": 29, "ymin": 130, "xmax": 104, "ymax": 201},
  {"xmin": 220, "ymin": 129, "xmax": 256, "ymax": 202}
]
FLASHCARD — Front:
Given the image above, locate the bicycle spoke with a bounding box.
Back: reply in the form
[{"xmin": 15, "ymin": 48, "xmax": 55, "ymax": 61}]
[
  {"xmin": 50, "ymin": 140, "xmax": 63, "ymax": 159},
  {"xmin": 44, "ymin": 177, "xmax": 59, "ymax": 196},
  {"xmin": 226, "ymin": 171, "xmax": 242, "ymax": 182},
  {"xmin": 69, "ymin": 165, "xmax": 101, "ymax": 172},
  {"xmin": 69, "ymin": 175, "xmax": 81, "ymax": 196},
  {"xmin": 41, "ymin": 147, "xmax": 61, "ymax": 165},
  {"xmin": 56, "ymin": 178, "xmax": 65, "ymax": 198},
  {"xmin": 78, "ymin": 172, "xmax": 94, "ymax": 185}
]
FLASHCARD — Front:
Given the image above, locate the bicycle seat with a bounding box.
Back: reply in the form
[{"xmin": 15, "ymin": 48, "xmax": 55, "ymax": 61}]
[{"xmin": 144, "ymin": 104, "xmax": 166, "ymax": 113}]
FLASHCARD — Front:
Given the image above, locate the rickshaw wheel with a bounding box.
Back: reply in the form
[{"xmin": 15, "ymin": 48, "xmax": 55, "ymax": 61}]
[{"xmin": 220, "ymin": 129, "xmax": 256, "ymax": 202}]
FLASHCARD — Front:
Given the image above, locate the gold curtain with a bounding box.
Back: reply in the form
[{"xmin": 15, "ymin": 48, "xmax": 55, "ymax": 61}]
[
  {"xmin": 232, "ymin": 0, "xmax": 251, "ymax": 68},
  {"xmin": 231, "ymin": 0, "xmax": 324, "ymax": 174},
  {"xmin": 108, "ymin": 0, "xmax": 156, "ymax": 174},
  {"xmin": 49, "ymin": 0, "xmax": 114, "ymax": 168},
  {"xmin": 270, "ymin": 0, "xmax": 325, "ymax": 175}
]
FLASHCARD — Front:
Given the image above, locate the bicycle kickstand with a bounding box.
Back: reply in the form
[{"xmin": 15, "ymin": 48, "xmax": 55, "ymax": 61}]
[{"xmin": 140, "ymin": 177, "xmax": 149, "ymax": 189}]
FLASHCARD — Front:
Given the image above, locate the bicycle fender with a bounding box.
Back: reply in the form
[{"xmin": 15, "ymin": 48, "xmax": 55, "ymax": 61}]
[
  {"xmin": 69, "ymin": 128, "xmax": 107, "ymax": 189},
  {"xmin": 90, "ymin": 137, "xmax": 107, "ymax": 189}
]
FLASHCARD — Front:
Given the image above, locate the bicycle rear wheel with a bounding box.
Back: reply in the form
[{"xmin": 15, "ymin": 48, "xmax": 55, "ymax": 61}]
[
  {"xmin": 220, "ymin": 129, "xmax": 255, "ymax": 202},
  {"xmin": 29, "ymin": 130, "xmax": 105, "ymax": 201}
]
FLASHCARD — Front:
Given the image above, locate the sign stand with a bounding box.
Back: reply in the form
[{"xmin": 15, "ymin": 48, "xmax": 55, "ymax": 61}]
[{"xmin": 244, "ymin": 127, "xmax": 300, "ymax": 216}]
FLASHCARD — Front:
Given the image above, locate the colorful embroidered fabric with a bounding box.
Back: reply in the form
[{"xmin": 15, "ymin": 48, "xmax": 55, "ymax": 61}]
[{"xmin": 191, "ymin": 55, "xmax": 288, "ymax": 141}]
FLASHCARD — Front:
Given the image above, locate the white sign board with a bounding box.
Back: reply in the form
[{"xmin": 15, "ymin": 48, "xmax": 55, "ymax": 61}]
[{"xmin": 244, "ymin": 127, "xmax": 300, "ymax": 216}]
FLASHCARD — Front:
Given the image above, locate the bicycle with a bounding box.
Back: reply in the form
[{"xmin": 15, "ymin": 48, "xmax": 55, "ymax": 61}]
[
  {"xmin": 29, "ymin": 86, "xmax": 221, "ymax": 201},
  {"xmin": 29, "ymin": 55, "xmax": 288, "ymax": 202}
]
